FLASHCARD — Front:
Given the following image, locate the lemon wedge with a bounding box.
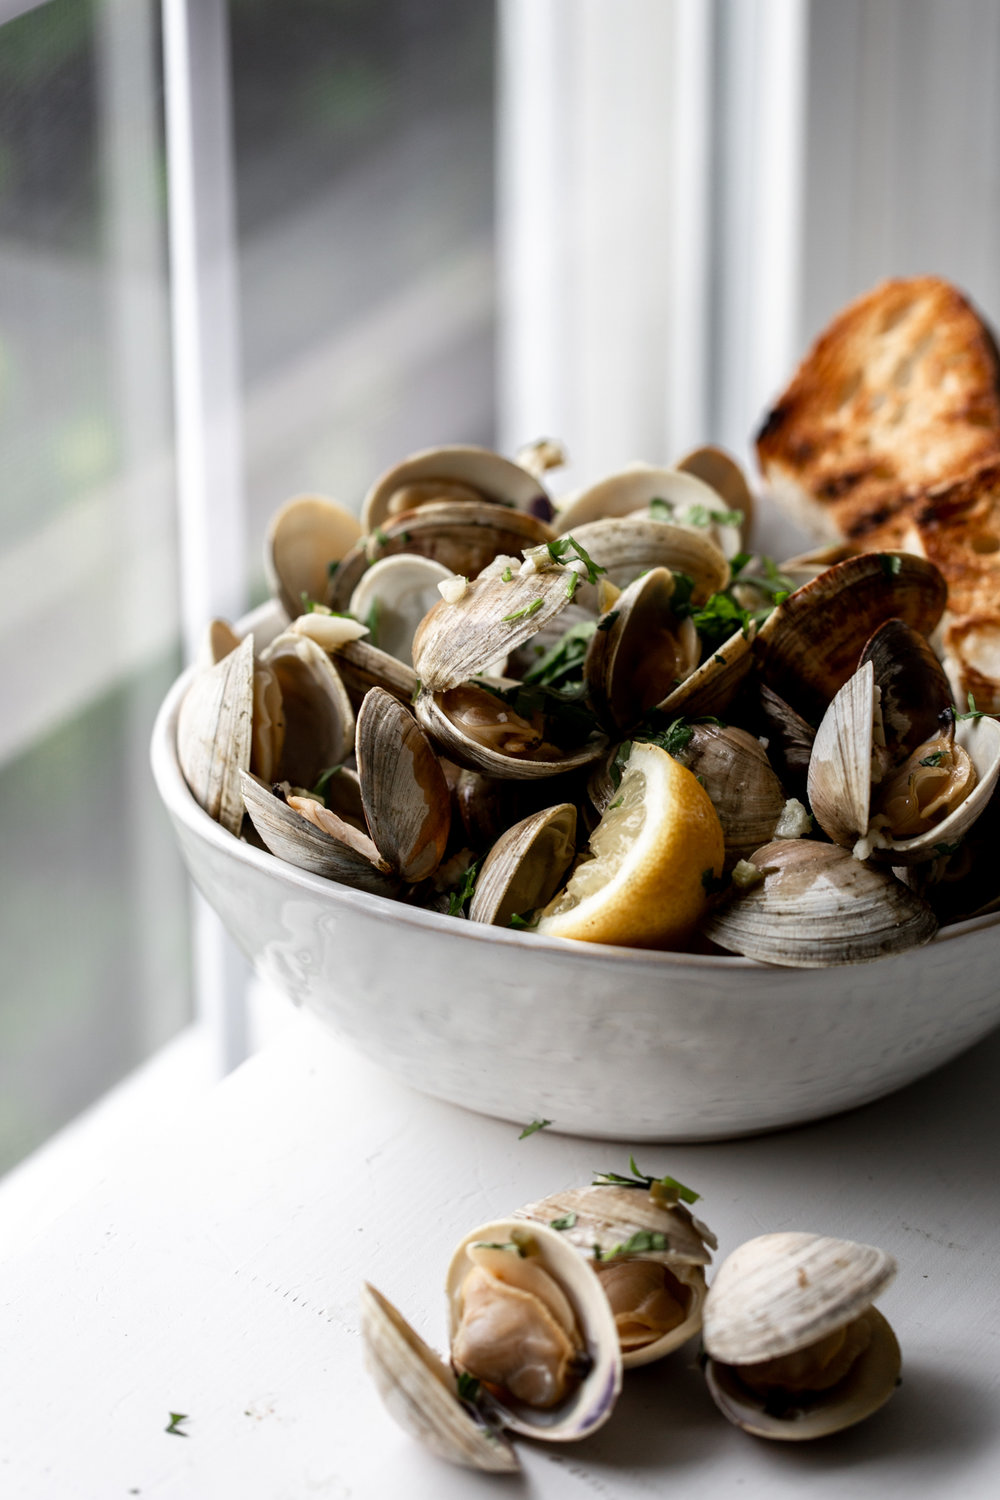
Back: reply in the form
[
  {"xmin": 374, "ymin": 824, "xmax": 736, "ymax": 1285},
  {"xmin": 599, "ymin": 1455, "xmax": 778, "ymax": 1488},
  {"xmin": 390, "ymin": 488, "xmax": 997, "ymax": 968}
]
[{"xmin": 535, "ymin": 741, "xmax": 724, "ymax": 948}]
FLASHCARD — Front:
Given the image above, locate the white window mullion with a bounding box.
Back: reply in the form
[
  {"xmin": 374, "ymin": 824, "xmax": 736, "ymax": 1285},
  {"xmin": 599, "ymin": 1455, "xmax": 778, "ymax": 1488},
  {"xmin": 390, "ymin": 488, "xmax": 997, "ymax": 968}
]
[{"xmin": 163, "ymin": 0, "xmax": 251, "ymax": 1074}]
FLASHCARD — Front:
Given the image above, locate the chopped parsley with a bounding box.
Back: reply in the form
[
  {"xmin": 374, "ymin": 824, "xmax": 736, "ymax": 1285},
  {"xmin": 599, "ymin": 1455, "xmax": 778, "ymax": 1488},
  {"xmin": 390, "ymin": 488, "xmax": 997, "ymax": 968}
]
[
  {"xmin": 474, "ymin": 1240, "xmax": 526, "ymax": 1256},
  {"xmin": 501, "ymin": 597, "xmax": 544, "ymax": 623},
  {"xmin": 596, "ymin": 610, "xmax": 619, "ymax": 633},
  {"xmin": 326, "ymin": 559, "xmax": 340, "ymax": 580},
  {"xmin": 456, "ymin": 1373, "xmax": 482, "ymax": 1404},
  {"xmin": 509, "ymin": 911, "xmax": 539, "ymax": 930},
  {"xmin": 501, "ymin": 565, "xmax": 513, "ymax": 582},
  {"xmin": 934, "ymin": 840, "xmax": 963, "ymax": 856},
  {"xmin": 300, "ymin": 592, "xmax": 318, "ymax": 612},
  {"xmin": 165, "ymin": 1413, "xmax": 189, "ymax": 1437},
  {"xmin": 411, "ymin": 678, "xmax": 421, "ymax": 704},
  {"xmin": 919, "ymin": 751, "xmax": 946, "ymax": 767},
  {"xmin": 594, "ymin": 1230, "xmax": 670, "ymax": 1262},
  {"xmin": 956, "ymin": 693, "xmax": 990, "ymax": 721},
  {"xmin": 372, "ymin": 527, "xmax": 389, "ymax": 547},
  {"xmin": 565, "ymin": 569, "xmax": 580, "ymax": 601},
  {"xmin": 879, "ymin": 552, "xmax": 903, "ymax": 579},
  {"xmin": 542, "ymin": 534, "xmax": 606, "ymax": 586},
  {"xmin": 476, "ymin": 677, "xmax": 596, "ymax": 750},
  {"xmin": 447, "ymin": 860, "xmax": 480, "ymax": 918},
  {"xmin": 365, "ymin": 599, "xmax": 380, "ymax": 644},
  {"xmin": 522, "ymin": 620, "xmax": 597, "ymax": 690},
  {"xmin": 550, "ymin": 1212, "xmax": 577, "ymax": 1231},
  {"xmin": 593, "ymin": 1155, "xmax": 700, "ymax": 1204},
  {"xmin": 518, "ymin": 1118, "xmax": 552, "ymax": 1139}
]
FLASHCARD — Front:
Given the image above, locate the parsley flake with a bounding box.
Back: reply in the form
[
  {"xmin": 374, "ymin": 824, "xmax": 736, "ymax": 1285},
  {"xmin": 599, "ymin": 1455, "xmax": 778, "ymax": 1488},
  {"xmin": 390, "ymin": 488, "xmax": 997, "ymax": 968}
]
[
  {"xmin": 957, "ymin": 693, "xmax": 989, "ymax": 721},
  {"xmin": 447, "ymin": 860, "xmax": 481, "ymax": 918},
  {"xmin": 456, "ymin": 1373, "xmax": 482, "ymax": 1404},
  {"xmin": 165, "ymin": 1413, "xmax": 189, "ymax": 1437},
  {"xmin": 501, "ymin": 565, "xmax": 513, "ymax": 582},
  {"xmin": 934, "ymin": 839, "xmax": 963, "ymax": 856},
  {"xmin": 919, "ymin": 751, "xmax": 945, "ymax": 767},
  {"xmin": 595, "ymin": 1230, "xmax": 670, "ymax": 1262},
  {"xmin": 475, "ymin": 1240, "xmax": 527, "ymax": 1256},
  {"xmin": 518, "ymin": 1118, "xmax": 552, "ymax": 1139},
  {"xmin": 373, "ymin": 527, "xmax": 389, "ymax": 547},
  {"xmin": 550, "ymin": 1212, "xmax": 577, "ymax": 1231},
  {"xmin": 501, "ymin": 598, "xmax": 544, "ymax": 623},
  {"xmin": 593, "ymin": 1156, "xmax": 700, "ymax": 1203},
  {"xmin": 326, "ymin": 558, "xmax": 340, "ymax": 580},
  {"xmin": 879, "ymin": 553, "xmax": 903, "ymax": 579},
  {"xmin": 309, "ymin": 765, "xmax": 342, "ymax": 800}
]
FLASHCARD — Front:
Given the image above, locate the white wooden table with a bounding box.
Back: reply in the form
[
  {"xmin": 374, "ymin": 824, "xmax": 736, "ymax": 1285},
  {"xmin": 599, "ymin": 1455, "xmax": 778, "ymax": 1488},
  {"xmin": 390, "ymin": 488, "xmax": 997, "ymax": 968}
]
[{"xmin": 2, "ymin": 1007, "xmax": 999, "ymax": 1500}]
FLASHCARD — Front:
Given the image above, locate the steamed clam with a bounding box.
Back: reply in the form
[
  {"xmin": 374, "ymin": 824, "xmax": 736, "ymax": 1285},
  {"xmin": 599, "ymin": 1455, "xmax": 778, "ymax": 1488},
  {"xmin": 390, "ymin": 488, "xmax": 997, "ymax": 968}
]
[
  {"xmin": 361, "ymin": 1218, "xmax": 623, "ymax": 1471},
  {"xmin": 702, "ymin": 1232, "xmax": 901, "ymax": 1440},
  {"xmin": 516, "ymin": 1164, "xmax": 717, "ymax": 1368}
]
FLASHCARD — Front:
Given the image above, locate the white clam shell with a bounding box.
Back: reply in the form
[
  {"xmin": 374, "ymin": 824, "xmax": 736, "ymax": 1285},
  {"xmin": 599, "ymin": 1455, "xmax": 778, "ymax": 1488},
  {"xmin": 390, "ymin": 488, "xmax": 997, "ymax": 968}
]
[
  {"xmin": 359, "ymin": 1282, "xmax": 519, "ymax": 1473},
  {"xmin": 177, "ymin": 632, "xmax": 254, "ymax": 836},
  {"xmin": 348, "ymin": 554, "xmax": 456, "ymax": 665},
  {"xmin": 515, "ymin": 1184, "xmax": 716, "ymax": 1369},
  {"xmin": 702, "ymin": 1231, "xmax": 901, "ymax": 1441},
  {"xmin": 468, "ymin": 803, "xmax": 578, "ymax": 926},
  {"xmin": 445, "ymin": 1219, "xmax": 622, "ymax": 1441},
  {"xmin": 361, "ymin": 443, "xmax": 553, "ymax": 534},
  {"xmin": 265, "ymin": 493, "xmax": 361, "ymax": 621}
]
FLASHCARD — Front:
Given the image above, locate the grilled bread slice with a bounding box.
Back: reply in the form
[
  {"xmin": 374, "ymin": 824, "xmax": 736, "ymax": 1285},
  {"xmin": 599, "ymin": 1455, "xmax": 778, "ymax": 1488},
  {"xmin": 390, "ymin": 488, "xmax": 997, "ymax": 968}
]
[{"xmin": 756, "ymin": 275, "xmax": 1000, "ymax": 549}]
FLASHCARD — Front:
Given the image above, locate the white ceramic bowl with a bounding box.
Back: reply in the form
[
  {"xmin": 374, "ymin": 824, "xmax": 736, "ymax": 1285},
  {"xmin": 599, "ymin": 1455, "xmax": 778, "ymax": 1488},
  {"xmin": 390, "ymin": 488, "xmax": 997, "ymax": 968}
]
[{"xmin": 152, "ymin": 605, "xmax": 1000, "ymax": 1141}]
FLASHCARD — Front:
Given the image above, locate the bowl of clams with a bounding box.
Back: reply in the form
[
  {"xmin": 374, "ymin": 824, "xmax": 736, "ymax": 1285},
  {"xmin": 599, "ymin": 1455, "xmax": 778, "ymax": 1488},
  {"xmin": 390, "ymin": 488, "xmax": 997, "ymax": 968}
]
[{"xmin": 151, "ymin": 440, "xmax": 1000, "ymax": 1139}]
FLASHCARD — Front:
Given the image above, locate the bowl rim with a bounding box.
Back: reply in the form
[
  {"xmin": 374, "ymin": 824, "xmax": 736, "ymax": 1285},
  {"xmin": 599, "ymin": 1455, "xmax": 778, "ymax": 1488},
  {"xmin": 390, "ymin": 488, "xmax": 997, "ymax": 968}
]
[{"xmin": 152, "ymin": 616, "xmax": 1000, "ymax": 973}]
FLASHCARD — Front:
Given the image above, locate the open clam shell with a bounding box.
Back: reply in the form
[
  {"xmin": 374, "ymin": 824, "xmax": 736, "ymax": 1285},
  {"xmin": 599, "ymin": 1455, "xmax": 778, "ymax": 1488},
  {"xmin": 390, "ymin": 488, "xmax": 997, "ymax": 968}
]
[
  {"xmin": 677, "ymin": 724, "xmax": 786, "ymax": 870},
  {"xmin": 347, "ymin": 554, "xmax": 455, "ymax": 664},
  {"xmin": 703, "ymin": 839, "xmax": 938, "ymax": 966},
  {"xmin": 258, "ymin": 631, "xmax": 355, "ymax": 788},
  {"xmin": 556, "ymin": 463, "xmax": 744, "ymax": 559},
  {"xmin": 355, "ymin": 687, "xmax": 451, "ymax": 883},
  {"xmin": 361, "ymin": 443, "xmax": 554, "ymax": 534},
  {"xmin": 359, "ymin": 1282, "xmax": 519, "ymax": 1473},
  {"xmin": 584, "ymin": 568, "xmax": 700, "ymax": 734},
  {"xmin": 702, "ymin": 1231, "xmax": 900, "ymax": 1441},
  {"xmin": 676, "ymin": 444, "xmax": 755, "ymax": 541},
  {"xmin": 445, "ymin": 1219, "xmax": 622, "ymax": 1442},
  {"xmin": 752, "ymin": 552, "xmax": 947, "ymax": 724},
  {"xmin": 562, "ymin": 516, "xmax": 730, "ymax": 602},
  {"xmin": 177, "ymin": 632, "xmax": 254, "ymax": 836},
  {"xmin": 239, "ymin": 771, "xmax": 397, "ymax": 895},
  {"xmin": 515, "ymin": 1184, "xmax": 716, "ymax": 1369},
  {"xmin": 265, "ymin": 494, "xmax": 362, "ymax": 621},
  {"xmin": 468, "ymin": 803, "xmax": 578, "ymax": 926},
  {"xmin": 415, "ymin": 682, "xmax": 606, "ymax": 782},
  {"xmin": 412, "ymin": 563, "xmax": 579, "ymax": 693},
  {"xmin": 809, "ymin": 659, "xmax": 1000, "ymax": 864},
  {"xmin": 327, "ymin": 638, "xmax": 419, "ymax": 712}
]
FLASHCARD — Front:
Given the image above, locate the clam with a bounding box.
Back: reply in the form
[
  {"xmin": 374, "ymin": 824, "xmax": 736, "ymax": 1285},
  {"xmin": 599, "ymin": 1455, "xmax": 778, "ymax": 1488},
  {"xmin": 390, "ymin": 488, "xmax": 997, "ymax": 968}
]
[
  {"xmin": 415, "ymin": 681, "xmax": 606, "ymax": 781},
  {"xmin": 445, "ymin": 1219, "xmax": 622, "ymax": 1439},
  {"xmin": 752, "ymin": 552, "xmax": 947, "ymax": 724},
  {"xmin": 515, "ymin": 1178, "xmax": 717, "ymax": 1368},
  {"xmin": 347, "ymin": 554, "xmax": 455, "ymax": 664},
  {"xmin": 328, "ymin": 499, "xmax": 555, "ymax": 613},
  {"xmin": 556, "ymin": 462, "xmax": 745, "ymax": 561},
  {"xmin": 265, "ymin": 493, "xmax": 362, "ymax": 620},
  {"xmin": 360, "ymin": 443, "xmax": 554, "ymax": 534},
  {"xmin": 240, "ymin": 772, "xmax": 398, "ymax": 895},
  {"xmin": 468, "ymin": 803, "xmax": 578, "ymax": 926},
  {"xmin": 584, "ymin": 568, "xmax": 700, "ymax": 734},
  {"xmin": 355, "ymin": 687, "xmax": 451, "ymax": 883},
  {"xmin": 808, "ymin": 623, "xmax": 1000, "ymax": 863},
  {"xmin": 676, "ymin": 444, "xmax": 755, "ymax": 542},
  {"xmin": 675, "ymin": 723, "xmax": 786, "ymax": 870},
  {"xmin": 361, "ymin": 1218, "xmax": 622, "ymax": 1470},
  {"xmin": 703, "ymin": 839, "xmax": 937, "ymax": 966},
  {"xmin": 327, "ymin": 637, "xmax": 419, "ymax": 712},
  {"xmin": 359, "ymin": 1281, "xmax": 519, "ymax": 1473},
  {"xmin": 702, "ymin": 1231, "xmax": 900, "ymax": 1441},
  {"xmin": 561, "ymin": 516, "xmax": 730, "ymax": 601},
  {"xmin": 257, "ymin": 630, "xmax": 355, "ymax": 789},
  {"xmin": 177, "ymin": 632, "xmax": 254, "ymax": 835}
]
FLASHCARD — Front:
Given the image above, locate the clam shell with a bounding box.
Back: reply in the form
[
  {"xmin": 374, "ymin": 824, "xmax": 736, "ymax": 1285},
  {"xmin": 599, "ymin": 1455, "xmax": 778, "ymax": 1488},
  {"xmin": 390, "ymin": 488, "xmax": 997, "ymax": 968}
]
[
  {"xmin": 468, "ymin": 803, "xmax": 578, "ymax": 926},
  {"xmin": 676, "ymin": 444, "xmax": 755, "ymax": 540},
  {"xmin": 348, "ymin": 554, "xmax": 455, "ymax": 664},
  {"xmin": 445, "ymin": 1219, "xmax": 622, "ymax": 1442},
  {"xmin": 702, "ymin": 1231, "xmax": 900, "ymax": 1441},
  {"xmin": 239, "ymin": 772, "xmax": 397, "ymax": 895},
  {"xmin": 752, "ymin": 552, "xmax": 947, "ymax": 723},
  {"xmin": 705, "ymin": 1307, "xmax": 901, "ymax": 1441},
  {"xmin": 678, "ymin": 724, "xmax": 786, "ymax": 869},
  {"xmin": 703, "ymin": 839, "xmax": 938, "ymax": 966},
  {"xmin": 555, "ymin": 463, "xmax": 740, "ymax": 558},
  {"xmin": 265, "ymin": 494, "xmax": 362, "ymax": 620},
  {"xmin": 177, "ymin": 632, "xmax": 254, "ymax": 836},
  {"xmin": 515, "ymin": 1184, "xmax": 716, "ymax": 1368},
  {"xmin": 329, "ymin": 638, "xmax": 419, "ymax": 712},
  {"xmin": 807, "ymin": 661, "xmax": 877, "ymax": 850},
  {"xmin": 584, "ymin": 568, "xmax": 700, "ymax": 734},
  {"xmin": 359, "ymin": 1282, "xmax": 519, "ymax": 1473},
  {"xmin": 415, "ymin": 683, "xmax": 606, "ymax": 781},
  {"xmin": 355, "ymin": 687, "xmax": 451, "ymax": 882},
  {"xmin": 361, "ymin": 443, "xmax": 554, "ymax": 534},
  {"xmin": 259, "ymin": 631, "xmax": 355, "ymax": 787},
  {"xmin": 412, "ymin": 565, "xmax": 580, "ymax": 693},
  {"xmin": 655, "ymin": 627, "xmax": 754, "ymax": 720},
  {"xmin": 562, "ymin": 516, "xmax": 729, "ymax": 602},
  {"xmin": 703, "ymin": 1231, "xmax": 897, "ymax": 1365}
]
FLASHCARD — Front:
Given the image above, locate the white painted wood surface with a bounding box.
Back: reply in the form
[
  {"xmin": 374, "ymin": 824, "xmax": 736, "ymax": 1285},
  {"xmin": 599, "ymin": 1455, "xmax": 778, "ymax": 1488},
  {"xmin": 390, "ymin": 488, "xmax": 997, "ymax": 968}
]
[{"xmin": 2, "ymin": 1010, "xmax": 999, "ymax": 1499}]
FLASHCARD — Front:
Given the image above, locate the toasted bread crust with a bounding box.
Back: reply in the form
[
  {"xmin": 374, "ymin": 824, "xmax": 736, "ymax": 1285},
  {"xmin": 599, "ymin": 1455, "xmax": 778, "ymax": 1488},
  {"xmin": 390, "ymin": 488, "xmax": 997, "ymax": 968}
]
[
  {"xmin": 757, "ymin": 276, "xmax": 1000, "ymax": 547},
  {"xmin": 909, "ymin": 460, "xmax": 1000, "ymax": 617}
]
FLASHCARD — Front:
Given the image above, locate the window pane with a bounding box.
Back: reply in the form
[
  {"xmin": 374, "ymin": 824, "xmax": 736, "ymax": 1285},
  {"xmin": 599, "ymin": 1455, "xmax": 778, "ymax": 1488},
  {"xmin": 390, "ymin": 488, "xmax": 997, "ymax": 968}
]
[
  {"xmin": 0, "ymin": 0, "xmax": 190, "ymax": 1172},
  {"xmin": 229, "ymin": 0, "xmax": 497, "ymax": 571}
]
